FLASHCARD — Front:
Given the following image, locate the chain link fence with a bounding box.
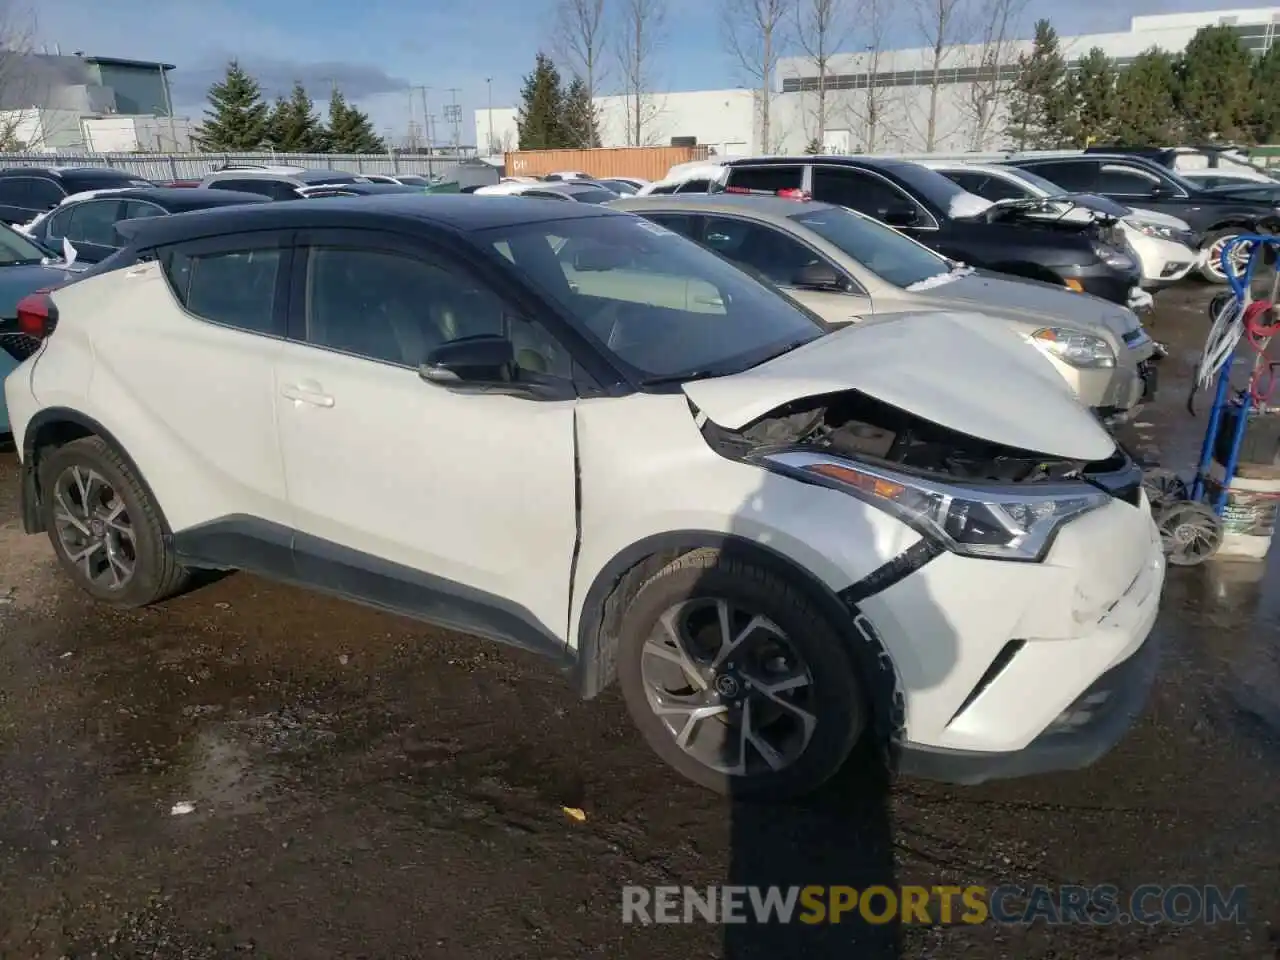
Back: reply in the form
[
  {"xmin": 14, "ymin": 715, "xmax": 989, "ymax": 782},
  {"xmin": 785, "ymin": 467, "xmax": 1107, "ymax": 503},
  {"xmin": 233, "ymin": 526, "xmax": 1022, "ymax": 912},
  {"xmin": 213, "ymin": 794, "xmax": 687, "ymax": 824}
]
[{"xmin": 0, "ymin": 151, "xmax": 497, "ymax": 184}]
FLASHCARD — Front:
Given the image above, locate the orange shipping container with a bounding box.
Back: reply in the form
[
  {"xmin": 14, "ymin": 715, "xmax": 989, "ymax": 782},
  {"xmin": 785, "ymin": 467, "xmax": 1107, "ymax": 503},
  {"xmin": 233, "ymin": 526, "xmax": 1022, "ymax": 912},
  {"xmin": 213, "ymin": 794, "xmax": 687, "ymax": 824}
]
[{"xmin": 503, "ymin": 146, "xmax": 710, "ymax": 181}]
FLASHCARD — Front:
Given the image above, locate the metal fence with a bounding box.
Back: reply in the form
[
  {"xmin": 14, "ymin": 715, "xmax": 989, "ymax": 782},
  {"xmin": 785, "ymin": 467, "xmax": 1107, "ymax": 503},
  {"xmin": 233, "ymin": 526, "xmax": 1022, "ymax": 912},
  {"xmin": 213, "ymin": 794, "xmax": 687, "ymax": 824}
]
[{"xmin": 0, "ymin": 150, "xmax": 487, "ymax": 182}]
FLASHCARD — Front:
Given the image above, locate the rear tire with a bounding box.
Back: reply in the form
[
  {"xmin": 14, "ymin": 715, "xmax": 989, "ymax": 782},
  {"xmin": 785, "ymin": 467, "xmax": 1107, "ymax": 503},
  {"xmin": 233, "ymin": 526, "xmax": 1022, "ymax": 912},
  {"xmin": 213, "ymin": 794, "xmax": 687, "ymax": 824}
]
[
  {"xmin": 616, "ymin": 549, "xmax": 866, "ymax": 800},
  {"xmin": 40, "ymin": 436, "xmax": 190, "ymax": 607}
]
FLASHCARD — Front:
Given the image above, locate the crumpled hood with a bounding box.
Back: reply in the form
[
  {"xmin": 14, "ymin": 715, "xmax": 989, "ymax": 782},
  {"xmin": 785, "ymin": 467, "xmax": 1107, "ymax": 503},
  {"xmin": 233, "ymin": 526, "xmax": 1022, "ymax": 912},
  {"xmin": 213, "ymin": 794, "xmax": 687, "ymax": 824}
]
[
  {"xmin": 928, "ymin": 271, "xmax": 1140, "ymax": 339},
  {"xmin": 683, "ymin": 311, "xmax": 1116, "ymax": 462}
]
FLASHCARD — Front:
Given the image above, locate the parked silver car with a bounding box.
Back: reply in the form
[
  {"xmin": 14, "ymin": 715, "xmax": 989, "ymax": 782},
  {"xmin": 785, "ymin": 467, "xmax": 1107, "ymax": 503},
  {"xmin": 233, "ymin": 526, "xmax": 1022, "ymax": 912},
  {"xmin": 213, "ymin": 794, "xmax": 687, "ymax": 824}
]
[{"xmin": 610, "ymin": 193, "xmax": 1158, "ymax": 420}]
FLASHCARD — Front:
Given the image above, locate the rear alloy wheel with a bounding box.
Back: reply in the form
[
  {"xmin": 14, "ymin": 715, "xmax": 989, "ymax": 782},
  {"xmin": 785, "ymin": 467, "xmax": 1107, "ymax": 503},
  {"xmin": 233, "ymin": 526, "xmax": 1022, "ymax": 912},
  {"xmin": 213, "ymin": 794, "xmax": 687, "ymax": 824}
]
[
  {"xmin": 616, "ymin": 550, "xmax": 865, "ymax": 800},
  {"xmin": 40, "ymin": 436, "xmax": 190, "ymax": 607},
  {"xmin": 1199, "ymin": 230, "xmax": 1252, "ymax": 283}
]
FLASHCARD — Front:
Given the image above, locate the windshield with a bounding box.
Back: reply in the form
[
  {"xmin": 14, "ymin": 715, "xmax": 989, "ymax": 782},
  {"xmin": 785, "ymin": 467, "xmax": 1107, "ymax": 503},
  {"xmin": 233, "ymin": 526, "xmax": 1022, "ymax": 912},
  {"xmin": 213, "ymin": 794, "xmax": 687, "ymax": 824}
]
[
  {"xmin": 1010, "ymin": 168, "xmax": 1072, "ymax": 196},
  {"xmin": 569, "ymin": 188, "xmax": 620, "ymax": 204},
  {"xmin": 1205, "ymin": 184, "xmax": 1280, "ymax": 201},
  {"xmin": 886, "ymin": 162, "xmax": 972, "ymax": 212},
  {"xmin": 0, "ymin": 222, "xmax": 54, "ymax": 264},
  {"xmin": 397, "ymin": 175, "xmax": 429, "ymax": 186},
  {"xmin": 67, "ymin": 173, "xmax": 152, "ymax": 191},
  {"xmin": 480, "ymin": 214, "xmax": 825, "ymax": 381},
  {"xmin": 789, "ymin": 206, "xmax": 949, "ymax": 288}
]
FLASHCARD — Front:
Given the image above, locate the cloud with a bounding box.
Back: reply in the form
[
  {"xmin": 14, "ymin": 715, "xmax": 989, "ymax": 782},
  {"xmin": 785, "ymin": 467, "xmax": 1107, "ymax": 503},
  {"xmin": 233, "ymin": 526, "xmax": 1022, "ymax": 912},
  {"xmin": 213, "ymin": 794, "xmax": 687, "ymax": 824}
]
[{"xmin": 170, "ymin": 56, "xmax": 409, "ymax": 110}]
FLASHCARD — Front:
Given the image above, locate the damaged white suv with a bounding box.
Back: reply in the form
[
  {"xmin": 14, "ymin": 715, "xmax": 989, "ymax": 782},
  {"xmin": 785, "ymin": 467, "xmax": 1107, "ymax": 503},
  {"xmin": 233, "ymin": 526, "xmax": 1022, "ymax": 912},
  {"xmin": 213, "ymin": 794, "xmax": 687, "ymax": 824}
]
[{"xmin": 3, "ymin": 196, "xmax": 1166, "ymax": 799}]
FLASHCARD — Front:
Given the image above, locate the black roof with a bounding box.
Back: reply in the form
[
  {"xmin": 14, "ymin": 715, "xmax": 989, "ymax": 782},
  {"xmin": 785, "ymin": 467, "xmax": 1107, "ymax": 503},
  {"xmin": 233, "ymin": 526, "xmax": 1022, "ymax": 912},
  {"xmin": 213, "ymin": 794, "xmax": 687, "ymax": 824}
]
[
  {"xmin": 116, "ymin": 194, "xmax": 621, "ymax": 247},
  {"xmin": 0, "ymin": 166, "xmax": 148, "ymax": 182},
  {"xmin": 104, "ymin": 187, "xmax": 272, "ymax": 209}
]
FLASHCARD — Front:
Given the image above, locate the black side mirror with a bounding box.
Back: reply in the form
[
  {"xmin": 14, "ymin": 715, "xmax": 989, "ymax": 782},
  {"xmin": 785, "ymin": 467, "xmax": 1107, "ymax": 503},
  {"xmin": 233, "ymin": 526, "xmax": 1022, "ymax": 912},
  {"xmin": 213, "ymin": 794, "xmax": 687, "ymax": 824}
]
[
  {"xmin": 420, "ymin": 334, "xmax": 515, "ymax": 385},
  {"xmin": 791, "ymin": 262, "xmax": 845, "ymax": 291},
  {"xmin": 881, "ymin": 205, "xmax": 919, "ymax": 227},
  {"xmin": 1148, "ymin": 183, "xmax": 1174, "ymax": 198}
]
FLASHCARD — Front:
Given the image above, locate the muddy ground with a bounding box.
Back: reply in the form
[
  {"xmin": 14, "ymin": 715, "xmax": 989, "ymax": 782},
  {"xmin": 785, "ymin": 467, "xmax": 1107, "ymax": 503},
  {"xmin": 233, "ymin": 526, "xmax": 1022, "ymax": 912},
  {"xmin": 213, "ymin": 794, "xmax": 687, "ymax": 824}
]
[{"xmin": 1, "ymin": 284, "xmax": 1278, "ymax": 959}]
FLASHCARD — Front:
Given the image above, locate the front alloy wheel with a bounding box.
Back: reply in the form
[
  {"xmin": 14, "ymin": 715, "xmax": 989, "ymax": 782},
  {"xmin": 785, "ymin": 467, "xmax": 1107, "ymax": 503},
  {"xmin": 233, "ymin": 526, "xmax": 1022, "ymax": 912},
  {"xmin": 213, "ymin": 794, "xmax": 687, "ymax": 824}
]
[
  {"xmin": 1201, "ymin": 232, "xmax": 1252, "ymax": 283},
  {"xmin": 616, "ymin": 550, "xmax": 866, "ymax": 799},
  {"xmin": 642, "ymin": 598, "xmax": 817, "ymax": 777}
]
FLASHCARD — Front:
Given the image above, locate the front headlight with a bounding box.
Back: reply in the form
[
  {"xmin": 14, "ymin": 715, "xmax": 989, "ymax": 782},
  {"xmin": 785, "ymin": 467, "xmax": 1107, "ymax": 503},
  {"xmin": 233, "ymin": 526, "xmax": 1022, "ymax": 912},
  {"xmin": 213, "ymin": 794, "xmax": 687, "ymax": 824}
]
[
  {"xmin": 761, "ymin": 450, "xmax": 1111, "ymax": 562},
  {"xmin": 1092, "ymin": 242, "xmax": 1134, "ymax": 269},
  {"xmin": 1031, "ymin": 327, "xmax": 1117, "ymax": 368},
  {"xmin": 1133, "ymin": 222, "xmax": 1177, "ymax": 241}
]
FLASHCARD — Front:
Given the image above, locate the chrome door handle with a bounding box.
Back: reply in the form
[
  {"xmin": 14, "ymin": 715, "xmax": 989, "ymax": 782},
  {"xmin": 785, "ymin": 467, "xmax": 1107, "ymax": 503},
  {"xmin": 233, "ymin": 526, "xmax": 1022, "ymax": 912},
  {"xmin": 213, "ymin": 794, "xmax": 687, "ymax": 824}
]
[
  {"xmin": 693, "ymin": 295, "xmax": 724, "ymax": 307},
  {"xmin": 282, "ymin": 384, "xmax": 334, "ymax": 407}
]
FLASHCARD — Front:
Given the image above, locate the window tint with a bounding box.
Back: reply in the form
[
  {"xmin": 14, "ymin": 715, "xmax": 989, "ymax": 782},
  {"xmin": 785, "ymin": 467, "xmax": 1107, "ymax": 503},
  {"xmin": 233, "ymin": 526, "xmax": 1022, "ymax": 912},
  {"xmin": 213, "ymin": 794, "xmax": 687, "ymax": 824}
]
[
  {"xmin": 162, "ymin": 245, "xmax": 283, "ymax": 335},
  {"xmin": 674, "ymin": 178, "xmax": 711, "ymax": 194},
  {"xmin": 724, "ymin": 165, "xmax": 803, "ymax": 193},
  {"xmin": 640, "ymin": 213, "xmax": 699, "ymax": 238},
  {"xmin": 27, "ymin": 179, "xmax": 65, "ymax": 210},
  {"xmin": 0, "ymin": 177, "xmax": 30, "ymax": 205},
  {"xmin": 568, "ymin": 188, "xmax": 619, "ymax": 204},
  {"xmin": 646, "ymin": 184, "xmax": 678, "ymax": 195},
  {"xmin": 65, "ymin": 199, "xmax": 124, "ymax": 246},
  {"xmin": 1021, "ymin": 162, "xmax": 1097, "ymax": 192},
  {"xmin": 1096, "ymin": 163, "xmax": 1164, "ymax": 196},
  {"xmin": 523, "ymin": 190, "xmax": 572, "ymax": 201},
  {"xmin": 43, "ymin": 205, "xmax": 75, "ymax": 240},
  {"xmin": 948, "ymin": 172, "xmax": 1027, "ymax": 202},
  {"xmin": 701, "ymin": 216, "xmax": 829, "ymax": 286},
  {"xmin": 122, "ymin": 200, "xmax": 167, "ymax": 220},
  {"xmin": 811, "ymin": 166, "xmax": 918, "ymax": 221},
  {"xmin": 209, "ymin": 179, "xmax": 294, "ymax": 200},
  {"xmin": 302, "ymin": 246, "xmax": 570, "ymax": 378}
]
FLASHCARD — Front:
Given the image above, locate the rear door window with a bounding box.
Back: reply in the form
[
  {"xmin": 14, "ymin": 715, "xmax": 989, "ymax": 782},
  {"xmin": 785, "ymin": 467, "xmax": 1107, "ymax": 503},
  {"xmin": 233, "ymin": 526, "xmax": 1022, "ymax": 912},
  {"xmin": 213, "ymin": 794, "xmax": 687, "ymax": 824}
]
[
  {"xmin": 723, "ymin": 165, "xmax": 804, "ymax": 193},
  {"xmin": 700, "ymin": 216, "xmax": 828, "ymax": 287},
  {"xmin": 160, "ymin": 240, "xmax": 286, "ymax": 336},
  {"xmin": 1021, "ymin": 161, "xmax": 1098, "ymax": 193},
  {"xmin": 64, "ymin": 199, "xmax": 126, "ymax": 246}
]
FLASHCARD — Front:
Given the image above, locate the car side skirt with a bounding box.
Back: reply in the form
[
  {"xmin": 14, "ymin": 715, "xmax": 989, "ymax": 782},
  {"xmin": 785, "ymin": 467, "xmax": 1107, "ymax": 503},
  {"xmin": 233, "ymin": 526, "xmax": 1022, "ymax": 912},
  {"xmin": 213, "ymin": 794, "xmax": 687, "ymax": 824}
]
[{"xmin": 173, "ymin": 514, "xmax": 572, "ymax": 664}]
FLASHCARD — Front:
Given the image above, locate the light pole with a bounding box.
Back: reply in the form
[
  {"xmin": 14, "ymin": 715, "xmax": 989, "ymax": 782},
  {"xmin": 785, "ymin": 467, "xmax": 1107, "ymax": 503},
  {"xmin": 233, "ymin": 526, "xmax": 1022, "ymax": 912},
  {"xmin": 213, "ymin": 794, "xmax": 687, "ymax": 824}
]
[{"xmin": 486, "ymin": 77, "xmax": 494, "ymax": 156}]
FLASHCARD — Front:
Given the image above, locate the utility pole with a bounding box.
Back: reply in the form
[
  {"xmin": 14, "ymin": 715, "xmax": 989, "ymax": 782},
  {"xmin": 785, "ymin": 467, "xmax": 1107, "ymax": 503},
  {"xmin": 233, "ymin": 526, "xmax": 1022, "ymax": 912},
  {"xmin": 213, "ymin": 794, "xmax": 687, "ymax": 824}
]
[
  {"xmin": 446, "ymin": 87, "xmax": 461, "ymax": 153},
  {"xmin": 408, "ymin": 85, "xmax": 431, "ymax": 153},
  {"xmin": 486, "ymin": 77, "xmax": 494, "ymax": 156}
]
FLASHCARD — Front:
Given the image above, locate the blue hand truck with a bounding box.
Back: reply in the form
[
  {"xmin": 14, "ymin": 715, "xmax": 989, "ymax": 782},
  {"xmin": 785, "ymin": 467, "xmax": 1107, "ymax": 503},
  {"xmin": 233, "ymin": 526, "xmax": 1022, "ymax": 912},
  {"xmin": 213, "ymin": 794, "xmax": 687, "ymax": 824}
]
[{"xmin": 1141, "ymin": 234, "xmax": 1280, "ymax": 566}]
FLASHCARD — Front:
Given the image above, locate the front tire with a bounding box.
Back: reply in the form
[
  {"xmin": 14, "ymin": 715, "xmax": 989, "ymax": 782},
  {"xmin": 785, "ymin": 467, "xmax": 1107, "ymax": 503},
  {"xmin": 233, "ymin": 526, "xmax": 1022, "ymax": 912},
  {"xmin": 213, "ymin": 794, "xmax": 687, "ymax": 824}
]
[
  {"xmin": 40, "ymin": 436, "xmax": 190, "ymax": 607},
  {"xmin": 1198, "ymin": 229, "xmax": 1250, "ymax": 284},
  {"xmin": 616, "ymin": 549, "xmax": 866, "ymax": 800}
]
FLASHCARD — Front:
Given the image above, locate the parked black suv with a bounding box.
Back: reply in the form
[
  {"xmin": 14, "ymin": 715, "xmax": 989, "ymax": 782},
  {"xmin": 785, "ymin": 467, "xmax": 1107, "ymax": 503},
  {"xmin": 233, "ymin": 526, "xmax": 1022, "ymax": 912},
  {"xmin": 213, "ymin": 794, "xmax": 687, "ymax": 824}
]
[
  {"xmin": 1003, "ymin": 153, "xmax": 1280, "ymax": 282},
  {"xmin": 0, "ymin": 167, "xmax": 153, "ymax": 226},
  {"xmin": 719, "ymin": 157, "xmax": 1146, "ymax": 309}
]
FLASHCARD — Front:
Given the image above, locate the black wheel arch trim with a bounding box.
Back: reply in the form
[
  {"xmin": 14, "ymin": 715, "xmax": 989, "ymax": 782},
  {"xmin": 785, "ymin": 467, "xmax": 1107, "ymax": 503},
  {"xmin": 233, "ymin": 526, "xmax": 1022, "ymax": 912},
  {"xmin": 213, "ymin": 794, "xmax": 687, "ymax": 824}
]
[
  {"xmin": 574, "ymin": 530, "xmax": 909, "ymax": 746},
  {"xmin": 19, "ymin": 407, "xmax": 174, "ymax": 539}
]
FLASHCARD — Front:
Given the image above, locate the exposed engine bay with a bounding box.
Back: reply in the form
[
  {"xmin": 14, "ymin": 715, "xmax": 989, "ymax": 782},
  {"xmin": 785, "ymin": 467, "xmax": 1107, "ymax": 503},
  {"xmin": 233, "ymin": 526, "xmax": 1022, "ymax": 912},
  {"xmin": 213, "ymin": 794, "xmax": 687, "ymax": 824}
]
[{"xmin": 700, "ymin": 390, "xmax": 1126, "ymax": 484}]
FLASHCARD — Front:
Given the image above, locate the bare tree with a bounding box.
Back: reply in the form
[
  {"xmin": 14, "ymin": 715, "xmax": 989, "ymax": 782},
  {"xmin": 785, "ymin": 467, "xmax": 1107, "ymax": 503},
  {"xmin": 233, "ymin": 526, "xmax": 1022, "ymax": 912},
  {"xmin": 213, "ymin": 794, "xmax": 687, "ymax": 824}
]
[
  {"xmin": 839, "ymin": 0, "xmax": 892, "ymax": 153},
  {"xmin": 616, "ymin": 0, "xmax": 666, "ymax": 146},
  {"xmin": 960, "ymin": 0, "xmax": 1026, "ymax": 149},
  {"xmin": 911, "ymin": 0, "xmax": 971, "ymax": 151},
  {"xmin": 554, "ymin": 0, "xmax": 608, "ymax": 108},
  {"xmin": 793, "ymin": 0, "xmax": 853, "ymax": 149},
  {"xmin": 721, "ymin": 0, "xmax": 788, "ymax": 153},
  {"xmin": 0, "ymin": 3, "xmax": 48, "ymax": 151}
]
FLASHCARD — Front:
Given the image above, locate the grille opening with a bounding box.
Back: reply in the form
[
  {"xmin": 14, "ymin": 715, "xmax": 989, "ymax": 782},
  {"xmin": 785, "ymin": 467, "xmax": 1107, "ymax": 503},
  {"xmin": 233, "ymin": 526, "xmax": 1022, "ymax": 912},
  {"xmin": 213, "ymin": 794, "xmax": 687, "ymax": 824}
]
[{"xmin": 0, "ymin": 332, "xmax": 39, "ymax": 362}]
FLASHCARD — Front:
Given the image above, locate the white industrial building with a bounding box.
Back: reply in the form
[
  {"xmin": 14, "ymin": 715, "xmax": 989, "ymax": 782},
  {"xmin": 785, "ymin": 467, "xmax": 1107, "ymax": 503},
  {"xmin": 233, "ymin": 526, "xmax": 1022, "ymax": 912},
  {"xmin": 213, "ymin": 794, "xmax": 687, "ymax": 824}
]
[
  {"xmin": 476, "ymin": 88, "xmax": 759, "ymax": 157},
  {"xmin": 477, "ymin": 8, "xmax": 1280, "ymax": 161}
]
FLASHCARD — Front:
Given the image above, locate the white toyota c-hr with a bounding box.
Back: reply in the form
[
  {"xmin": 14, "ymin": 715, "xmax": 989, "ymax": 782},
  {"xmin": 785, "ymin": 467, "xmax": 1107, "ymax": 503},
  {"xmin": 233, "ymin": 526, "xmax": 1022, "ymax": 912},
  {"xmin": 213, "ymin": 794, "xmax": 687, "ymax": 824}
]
[{"xmin": 3, "ymin": 195, "xmax": 1166, "ymax": 800}]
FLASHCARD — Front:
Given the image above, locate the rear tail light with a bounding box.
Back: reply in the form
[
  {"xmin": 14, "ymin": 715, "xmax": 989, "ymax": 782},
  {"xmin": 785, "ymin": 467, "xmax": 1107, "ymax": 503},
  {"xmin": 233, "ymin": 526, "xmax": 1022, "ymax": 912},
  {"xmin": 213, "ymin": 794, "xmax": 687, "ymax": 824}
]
[
  {"xmin": 777, "ymin": 188, "xmax": 811, "ymax": 200},
  {"xmin": 16, "ymin": 291, "xmax": 57, "ymax": 339}
]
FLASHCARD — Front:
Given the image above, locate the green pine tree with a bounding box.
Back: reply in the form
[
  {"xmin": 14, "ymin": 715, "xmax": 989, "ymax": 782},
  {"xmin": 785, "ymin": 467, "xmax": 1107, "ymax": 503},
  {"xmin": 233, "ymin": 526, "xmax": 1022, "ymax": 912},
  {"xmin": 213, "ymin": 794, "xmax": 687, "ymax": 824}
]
[
  {"xmin": 1250, "ymin": 45, "xmax": 1280, "ymax": 143},
  {"xmin": 561, "ymin": 75, "xmax": 601, "ymax": 148},
  {"xmin": 1113, "ymin": 49, "xmax": 1181, "ymax": 145},
  {"xmin": 1177, "ymin": 25, "xmax": 1255, "ymax": 142},
  {"xmin": 517, "ymin": 53, "xmax": 567, "ymax": 150},
  {"xmin": 267, "ymin": 81, "xmax": 322, "ymax": 153},
  {"xmin": 324, "ymin": 90, "xmax": 386, "ymax": 153},
  {"xmin": 1062, "ymin": 47, "xmax": 1118, "ymax": 147},
  {"xmin": 195, "ymin": 60, "xmax": 269, "ymax": 151},
  {"xmin": 1005, "ymin": 21, "xmax": 1071, "ymax": 149}
]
